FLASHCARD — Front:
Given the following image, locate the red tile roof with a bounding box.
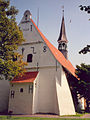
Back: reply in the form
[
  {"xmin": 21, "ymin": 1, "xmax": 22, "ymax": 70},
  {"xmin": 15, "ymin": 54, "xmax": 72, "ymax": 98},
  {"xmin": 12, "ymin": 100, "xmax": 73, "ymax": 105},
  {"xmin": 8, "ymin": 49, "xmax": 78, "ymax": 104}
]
[
  {"xmin": 11, "ymin": 72, "xmax": 38, "ymax": 83},
  {"xmin": 31, "ymin": 19, "xmax": 76, "ymax": 77}
]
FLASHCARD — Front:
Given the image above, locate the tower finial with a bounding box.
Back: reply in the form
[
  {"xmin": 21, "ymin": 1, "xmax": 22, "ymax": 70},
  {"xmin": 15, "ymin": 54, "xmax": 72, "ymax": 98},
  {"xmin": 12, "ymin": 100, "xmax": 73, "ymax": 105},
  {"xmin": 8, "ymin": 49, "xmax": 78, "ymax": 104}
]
[{"xmin": 62, "ymin": 6, "xmax": 64, "ymax": 16}]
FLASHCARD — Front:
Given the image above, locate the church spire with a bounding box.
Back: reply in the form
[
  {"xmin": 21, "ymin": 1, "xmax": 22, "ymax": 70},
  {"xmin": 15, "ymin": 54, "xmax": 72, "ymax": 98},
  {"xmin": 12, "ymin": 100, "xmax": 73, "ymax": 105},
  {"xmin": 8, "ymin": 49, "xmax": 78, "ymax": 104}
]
[{"xmin": 57, "ymin": 9, "xmax": 68, "ymax": 59}]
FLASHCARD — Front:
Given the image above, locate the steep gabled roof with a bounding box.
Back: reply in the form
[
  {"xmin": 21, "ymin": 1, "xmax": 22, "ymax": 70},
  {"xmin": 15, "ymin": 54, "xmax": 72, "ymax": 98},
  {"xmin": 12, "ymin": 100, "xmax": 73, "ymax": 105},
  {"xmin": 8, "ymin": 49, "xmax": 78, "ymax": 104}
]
[
  {"xmin": 31, "ymin": 19, "xmax": 76, "ymax": 77},
  {"xmin": 11, "ymin": 72, "xmax": 38, "ymax": 83}
]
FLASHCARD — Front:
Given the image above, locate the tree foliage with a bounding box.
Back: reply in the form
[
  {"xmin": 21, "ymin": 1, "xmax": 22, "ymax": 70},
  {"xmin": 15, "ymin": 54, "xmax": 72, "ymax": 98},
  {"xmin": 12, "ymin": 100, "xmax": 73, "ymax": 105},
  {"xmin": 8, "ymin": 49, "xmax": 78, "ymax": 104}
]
[
  {"xmin": 0, "ymin": 0, "xmax": 27, "ymax": 80},
  {"xmin": 79, "ymin": 5, "xmax": 90, "ymax": 54},
  {"xmin": 79, "ymin": 5, "xmax": 90, "ymax": 13},
  {"xmin": 79, "ymin": 45, "xmax": 90, "ymax": 54},
  {"xmin": 76, "ymin": 63, "xmax": 90, "ymax": 112}
]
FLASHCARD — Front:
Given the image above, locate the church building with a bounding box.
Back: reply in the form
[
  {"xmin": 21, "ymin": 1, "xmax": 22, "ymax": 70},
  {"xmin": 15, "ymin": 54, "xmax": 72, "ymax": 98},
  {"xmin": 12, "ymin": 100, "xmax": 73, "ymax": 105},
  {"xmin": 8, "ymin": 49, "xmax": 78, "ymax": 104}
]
[
  {"xmin": 8, "ymin": 10, "xmax": 76, "ymax": 115},
  {"xmin": 0, "ymin": 10, "xmax": 77, "ymax": 115}
]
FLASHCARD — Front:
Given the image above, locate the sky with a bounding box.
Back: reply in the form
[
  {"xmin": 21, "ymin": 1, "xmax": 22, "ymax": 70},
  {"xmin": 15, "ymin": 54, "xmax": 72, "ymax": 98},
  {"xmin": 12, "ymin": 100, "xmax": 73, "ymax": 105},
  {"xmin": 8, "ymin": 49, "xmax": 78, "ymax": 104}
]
[{"xmin": 10, "ymin": 0, "xmax": 90, "ymax": 67}]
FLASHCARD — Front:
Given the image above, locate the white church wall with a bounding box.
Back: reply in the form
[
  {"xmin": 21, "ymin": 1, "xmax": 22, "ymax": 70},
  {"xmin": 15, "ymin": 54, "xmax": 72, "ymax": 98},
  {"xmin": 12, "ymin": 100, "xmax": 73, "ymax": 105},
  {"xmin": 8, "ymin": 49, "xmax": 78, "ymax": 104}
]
[
  {"xmin": 0, "ymin": 79, "xmax": 9, "ymax": 113},
  {"xmin": 33, "ymin": 66, "xmax": 60, "ymax": 114},
  {"xmin": 17, "ymin": 43, "xmax": 40, "ymax": 68},
  {"xmin": 36, "ymin": 68, "xmax": 55, "ymax": 113},
  {"xmin": 39, "ymin": 43, "xmax": 56, "ymax": 67},
  {"xmin": 32, "ymin": 62, "xmax": 76, "ymax": 116},
  {"xmin": 17, "ymin": 11, "xmax": 57, "ymax": 70},
  {"xmin": 32, "ymin": 72, "xmax": 40, "ymax": 114},
  {"xmin": 18, "ymin": 13, "xmax": 57, "ymax": 69},
  {"xmin": 55, "ymin": 67, "xmax": 76, "ymax": 115},
  {"xmin": 17, "ymin": 42, "xmax": 56, "ymax": 69},
  {"xmin": 8, "ymin": 83, "xmax": 33, "ymax": 114},
  {"xmin": 19, "ymin": 20, "xmax": 42, "ymax": 44}
]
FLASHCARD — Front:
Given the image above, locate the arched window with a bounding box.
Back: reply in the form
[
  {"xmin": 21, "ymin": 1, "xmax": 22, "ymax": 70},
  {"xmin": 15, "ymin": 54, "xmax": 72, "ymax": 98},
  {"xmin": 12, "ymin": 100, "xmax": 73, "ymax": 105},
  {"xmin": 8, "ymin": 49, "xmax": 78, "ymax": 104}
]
[
  {"xmin": 20, "ymin": 88, "xmax": 23, "ymax": 93},
  {"xmin": 27, "ymin": 54, "xmax": 33, "ymax": 62},
  {"xmin": 62, "ymin": 43, "xmax": 65, "ymax": 47}
]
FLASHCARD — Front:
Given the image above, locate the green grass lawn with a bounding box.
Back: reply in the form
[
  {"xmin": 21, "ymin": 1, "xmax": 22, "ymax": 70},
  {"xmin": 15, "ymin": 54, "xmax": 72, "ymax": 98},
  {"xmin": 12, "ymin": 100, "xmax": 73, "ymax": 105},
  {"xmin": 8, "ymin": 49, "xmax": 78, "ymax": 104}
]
[{"xmin": 0, "ymin": 115, "xmax": 90, "ymax": 120}]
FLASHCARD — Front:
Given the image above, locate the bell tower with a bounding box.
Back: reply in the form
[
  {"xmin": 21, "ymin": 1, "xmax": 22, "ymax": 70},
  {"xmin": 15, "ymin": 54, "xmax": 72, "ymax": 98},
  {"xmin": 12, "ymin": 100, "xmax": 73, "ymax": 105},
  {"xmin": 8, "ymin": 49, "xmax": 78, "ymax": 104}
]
[{"xmin": 57, "ymin": 10, "xmax": 68, "ymax": 59}]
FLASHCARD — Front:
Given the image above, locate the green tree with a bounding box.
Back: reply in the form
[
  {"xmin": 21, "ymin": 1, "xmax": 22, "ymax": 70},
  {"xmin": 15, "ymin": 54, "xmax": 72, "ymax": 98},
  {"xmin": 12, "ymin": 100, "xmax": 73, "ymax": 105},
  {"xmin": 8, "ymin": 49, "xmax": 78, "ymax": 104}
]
[
  {"xmin": 79, "ymin": 5, "xmax": 90, "ymax": 54},
  {"xmin": 0, "ymin": 0, "xmax": 27, "ymax": 80},
  {"xmin": 76, "ymin": 63, "xmax": 90, "ymax": 112}
]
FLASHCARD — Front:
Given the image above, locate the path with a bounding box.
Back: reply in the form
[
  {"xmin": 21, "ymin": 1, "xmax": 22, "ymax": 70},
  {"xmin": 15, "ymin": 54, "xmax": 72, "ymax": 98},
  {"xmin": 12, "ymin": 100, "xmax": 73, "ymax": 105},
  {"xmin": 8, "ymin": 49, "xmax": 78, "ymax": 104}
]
[{"xmin": 13, "ymin": 113, "xmax": 90, "ymax": 119}]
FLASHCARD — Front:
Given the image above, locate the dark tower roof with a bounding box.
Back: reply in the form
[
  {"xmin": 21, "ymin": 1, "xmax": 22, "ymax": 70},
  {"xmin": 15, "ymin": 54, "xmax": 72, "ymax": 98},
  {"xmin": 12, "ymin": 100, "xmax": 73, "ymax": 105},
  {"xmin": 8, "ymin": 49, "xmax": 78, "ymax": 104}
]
[{"xmin": 57, "ymin": 15, "xmax": 68, "ymax": 43}]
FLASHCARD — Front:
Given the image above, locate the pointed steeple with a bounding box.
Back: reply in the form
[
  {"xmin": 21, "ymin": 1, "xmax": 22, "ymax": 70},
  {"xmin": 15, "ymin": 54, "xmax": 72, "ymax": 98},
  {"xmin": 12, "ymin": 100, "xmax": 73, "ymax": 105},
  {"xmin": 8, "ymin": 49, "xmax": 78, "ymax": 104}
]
[
  {"xmin": 58, "ymin": 15, "xmax": 68, "ymax": 43},
  {"xmin": 57, "ymin": 10, "xmax": 68, "ymax": 59}
]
